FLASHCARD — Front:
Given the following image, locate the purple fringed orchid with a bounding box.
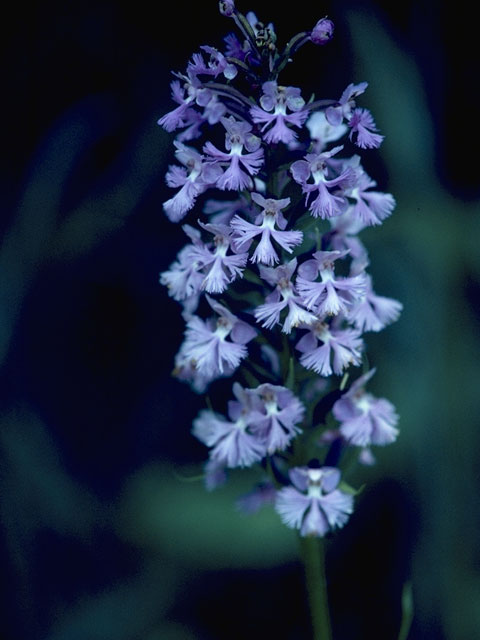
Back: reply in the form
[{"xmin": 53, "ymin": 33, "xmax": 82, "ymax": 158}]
[
  {"xmin": 275, "ymin": 466, "xmax": 354, "ymax": 537},
  {"xmin": 328, "ymin": 208, "xmax": 369, "ymax": 268},
  {"xmin": 160, "ymin": 225, "xmax": 205, "ymax": 304},
  {"xmin": 346, "ymin": 167, "xmax": 396, "ymax": 226},
  {"xmin": 188, "ymin": 45, "xmax": 238, "ymax": 80},
  {"xmin": 158, "ymin": 70, "xmax": 226, "ymax": 137},
  {"xmin": 191, "ymin": 221, "xmax": 248, "ymax": 294},
  {"xmin": 203, "ymin": 116, "xmax": 264, "ymax": 191},
  {"xmin": 160, "ymin": 221, "xmax": 249, "ymax": 301},
  {"xmin": 181, "ymin": 296, "xmax": 257, "ymax": 377},
  {"xmin": 230, "ymin": 192, "xmax": 303, "ymax": 265},
  {"xmin": 296, "ymin": 320, "xmax": 363, "ymax": 377},
  {"xmin": 325, "ymin": 82, "xmax": 368, "ymax": 127},
  {"xmin": 348, "ymin": 108, "xmax": 384, "ymax": 149},
  {"xmin": 348, "ymin": 273, "xmax": 403, "ymax": 333},
  {"xmin": 324, "ymin": 82, "xmax": 383, "ymax": 149},
  {"xmin": 163, "ymin": 142, "xmax": 223, "ymax": 222},
  {"xmin": 332, "ymin": 369, "xmax": 399, "ymax": 446},
  {"xmin": 295, "ymin": 250, "xmax": 366, "ymax": 316},
  {"xmin": 192, "ymin": 383, "xmax": 267, "ymax": 468},
  {"xmin": 290, "ymin": 146, "xmax": 354, "ymax": 219},
  {"xmin": 250, "ymin": 81, "xmax": 309, "ymax": 144},
  {"xmin": 247, "ymin": 383, "xmax": 305, "ymax": 454},
  {"xmin": 157, "ymin": 80, "xmax": 197, "ymax": 133},
  {"xmin": 254, "ymin": 259, "xmax": 317, "ymax": 333}
]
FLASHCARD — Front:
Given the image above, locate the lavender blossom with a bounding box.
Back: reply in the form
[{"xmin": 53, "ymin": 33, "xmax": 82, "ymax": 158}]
[
  {"xmin": 295, "ymin": 250, "xmax": 366, "ymax": 316},
  {"xmin": 250, "ymin": 81, "xmax": 309, "ymax": 144},
  {"xmin": 192, "ymin": 386, "xmax": 266, "ymax": 468},
  {"xmin": 296, "ymin": 320, "xmax": 363, "ymax": 377},
  {"xmin": 348, "ymin": 108, "xmax": 384, "ymax": 149},
  {"xmin": 181, "ymin": 296, "xmax": 256, "ymax": 377},
  {"xmin": 157, "ymin": 80, "xmax": 197, "ymax": 133},
  {"xmin": 254, "ymin": 259, "xmax": 317, "ymax": 333},
  {"xmin": 204, "ymin": 116, "xmax": 264, "ymax": 191},
  {"xmin": 348, "ymin": 274, "xmax": 403, "ymax": 332},
  {"xmin": 192, "ymin": 221, "xmax": 248, "ymax": 294},
  {"xmin": 163, "ymin": 142, "xmax": 223, "ymax": 222},
  {"xmin": 275, "ymin": 466, "xmax": 354, "ymax": 537},
  {"xmin": 325, "ymin": 82, "xmax": 368, "ymax": 127},
  {"xmin": 247, "ymin": 383, "xmax": 305, "ymax": 454},
  {"xmin": 230, "ymin": 193, "xmax": 303, "ymax": 265},
  {"xmin": 346, "ymin": 169, "xmax": 396, "ymax": 226},
  {"xmin": 332, "ymin": 369, "xmax": 399, "ymax": 446},
  {"xmin": 160, "ymin": 230, "xmax": 204, "ymax": 303},
  {"xmin": 290, "ymin": 146, "xmax": 354, "ymax": 219}
]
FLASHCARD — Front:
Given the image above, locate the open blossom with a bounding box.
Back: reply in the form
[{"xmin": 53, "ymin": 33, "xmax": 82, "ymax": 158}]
[
  {"xmin": 296, "ymin": 320, "xmax": 363, "ymax": 377},
  {"xmin": 158, "ymin": 70, "xmax": 227, "ymax": 137},
  {"xmin": 290, "ymin": 146, "xmax": 354, "ymax": 219},
  {"xmin": 275, "ymin": 465, "xmax": 354, "ymax": 537},
  {"xmin": 332, "ymin": 369, "xmax": 399, "ymax": 446},
  {"xmin": 346, "ymin": 168, "xmax": 396, "ymax": 226},
  {"xmin": 250, "ymin": 81, "xmax": 309, "ymax": 144},
  {"xmin": 203, "ymin": 116, "xmax": 264, "ymax": 191},
  {"xmin": 254, "ymin": 259, "xmax": 317, "ymax": 333},
  {"xmin": 163, "ymin": 142, "xmax": 223, "ymax": 222},
  {"xmin": 325, "ymin": 82, "xmax": 368, "ymax": 127},
  {"xmin": 247, "ymin": 383, "xmax": 305, "ymax": 454},
  {"xmin": 295, "ymin": 250, "xmax": 366, "ymax": 316},
  {"xmin": 230, "ymin": 192, "xmax": 303, "ymax": 265},
  {"xmin": 160, "ymin": 225, "xmax": 205, "ymax": 303},
  {"xmin": 190, "ymin": 221, "xmax": 248, "ymax": 294},
  {"xmin": 324, "ymin": 82, "xmax": 383, "ymax": 149},
  {"xmin": 157, "ymin": 79, "xmax": 197, "ymax": 133},
  {"xmin": 181, "ymin": 296, "xmax": 256, "ymax": 377},
  {"xmin": 348, "ymin": 273, "xmax": 403, "ymax": 332},
  {"xmin": 188, "ymin": 45, "xmax": 238, "ymax": 80},
  {"xmin": 160, "ymin": 222, "xmax": 248, "ymax": 299},
  {"xmin": 348, "ymin": 108, "xmax": 384, "ymax": 149},
  {"xmin": 192, "ymin": 383, "xmax": 267, "ymax": 467}
]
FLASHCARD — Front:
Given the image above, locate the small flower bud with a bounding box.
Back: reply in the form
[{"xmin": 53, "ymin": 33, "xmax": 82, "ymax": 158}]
[
  {"xmin": 219, "ymin": 0, "xmax": 235, "ymax": 17},
  {"xmin": 310, "ymin": 17, "xmax": 334, "ymax": 45}
]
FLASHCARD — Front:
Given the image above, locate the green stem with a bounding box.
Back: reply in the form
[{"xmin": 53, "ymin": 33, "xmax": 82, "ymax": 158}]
[{"xmin": 299, "ymin": 536, "xmax": 332, "ymax": 640}]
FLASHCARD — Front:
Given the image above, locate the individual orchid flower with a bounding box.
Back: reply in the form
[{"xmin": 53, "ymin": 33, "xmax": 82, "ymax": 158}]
[{"xmin": 230, "ymin": 192, "xmax": 303, "ymax": 265}]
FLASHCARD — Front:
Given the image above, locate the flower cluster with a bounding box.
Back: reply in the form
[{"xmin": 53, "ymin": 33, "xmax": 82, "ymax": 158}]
[{"xmin": 159, "ymin": 3, "xmax": 402, "ymax": 537}]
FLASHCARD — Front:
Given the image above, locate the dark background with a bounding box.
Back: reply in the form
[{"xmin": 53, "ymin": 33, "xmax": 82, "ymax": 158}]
[{"xmin": 1, "ymin": 1, "xmax": 479, "ymax": 639}]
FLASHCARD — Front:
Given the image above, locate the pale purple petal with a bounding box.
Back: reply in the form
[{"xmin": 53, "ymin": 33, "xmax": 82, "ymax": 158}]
[
  {"xmin": 300, "ymin": 500, "xmax": 330, "ymax": 536},
  {"xmin": 275, "ymin": 487, "xmax": 311, "ymax": 529}
]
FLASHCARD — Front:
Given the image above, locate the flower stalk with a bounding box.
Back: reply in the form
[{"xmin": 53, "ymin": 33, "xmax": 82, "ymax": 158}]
[{"xmin": 300, "ymin": 535, "xmax": 332, "ymax": 640}]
